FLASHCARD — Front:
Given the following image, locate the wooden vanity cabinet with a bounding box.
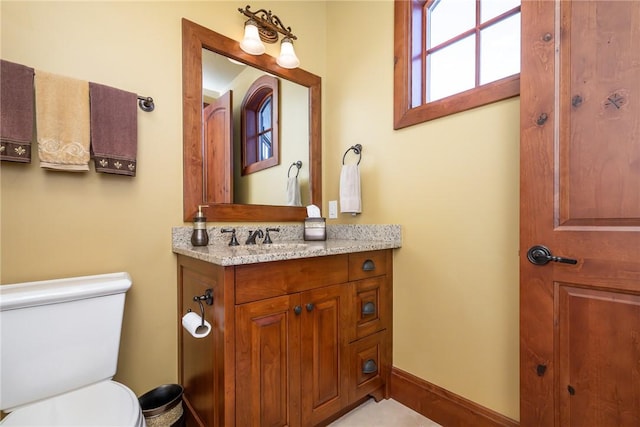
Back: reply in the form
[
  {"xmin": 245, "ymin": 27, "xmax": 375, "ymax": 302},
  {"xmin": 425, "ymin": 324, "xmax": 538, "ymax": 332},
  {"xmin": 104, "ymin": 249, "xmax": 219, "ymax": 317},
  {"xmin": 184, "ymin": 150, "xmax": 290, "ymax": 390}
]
[{"xmin": 177, "ymin": 249, "xmax": 392, "ymax": 427}]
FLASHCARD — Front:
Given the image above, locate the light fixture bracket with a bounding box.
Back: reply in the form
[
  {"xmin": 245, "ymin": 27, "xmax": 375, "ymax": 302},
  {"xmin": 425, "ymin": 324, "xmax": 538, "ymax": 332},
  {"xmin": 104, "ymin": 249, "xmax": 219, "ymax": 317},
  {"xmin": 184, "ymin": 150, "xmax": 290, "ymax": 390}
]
[{"xmin": 238, "ymin": 5, "xmax": 297, "ymax": 44}]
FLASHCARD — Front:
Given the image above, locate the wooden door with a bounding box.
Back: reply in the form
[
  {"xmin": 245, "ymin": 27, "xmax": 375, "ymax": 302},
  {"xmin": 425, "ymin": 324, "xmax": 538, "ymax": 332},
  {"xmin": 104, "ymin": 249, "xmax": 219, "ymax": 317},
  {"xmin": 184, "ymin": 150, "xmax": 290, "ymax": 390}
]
[
  {"xmin": 203, "ymin": 90, "xmax": 232, "ymax": 204},
  {"xmin": 520, "ymin": 1, "xmax": 640, "ymax": 426},
  {"xmin": 300, "ymin": 284, "xmax": 349, "ymax": 426},
  {"xmin": 235, "ymin": 295, "xmax": 301, "ymax": 427}
]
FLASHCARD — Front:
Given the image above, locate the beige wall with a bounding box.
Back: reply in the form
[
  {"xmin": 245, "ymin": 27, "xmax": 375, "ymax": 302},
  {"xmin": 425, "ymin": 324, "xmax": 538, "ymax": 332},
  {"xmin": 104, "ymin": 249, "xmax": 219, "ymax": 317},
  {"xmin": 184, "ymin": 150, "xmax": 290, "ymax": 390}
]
[
  {"xmin": 1, "ymin": 0, "xmax": 519, "ymax": 421},
  {"xmin": 323, "ymin": 1, "xmax": 520, "ymax": 420},
  {"xmin": 0, "ymin": 0, "xmax": 327, "ymax": 397}
]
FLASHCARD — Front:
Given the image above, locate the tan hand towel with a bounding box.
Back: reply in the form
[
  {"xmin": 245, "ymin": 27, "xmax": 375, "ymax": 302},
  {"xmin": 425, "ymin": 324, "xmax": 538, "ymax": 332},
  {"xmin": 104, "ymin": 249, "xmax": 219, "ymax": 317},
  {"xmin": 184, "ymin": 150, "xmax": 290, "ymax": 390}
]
[
  {"xmin": 35, "ymin": 70, "xmax": 90, "ymax": 171},
  {"xmin": 89, "ymin": 82, "xmax": 137, "ymax": 176},
  {"xmin": 1, "ymin": 60, "xmax": 35, "ymax": 163}
]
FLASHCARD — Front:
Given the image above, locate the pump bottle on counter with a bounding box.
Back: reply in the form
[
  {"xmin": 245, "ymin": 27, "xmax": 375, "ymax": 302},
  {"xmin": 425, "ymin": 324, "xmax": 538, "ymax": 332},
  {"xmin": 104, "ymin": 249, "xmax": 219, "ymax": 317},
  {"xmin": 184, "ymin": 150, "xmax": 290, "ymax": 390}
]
[{"xmin": 191, "ymin": 205, "xmax": 209, "ymax": 246}]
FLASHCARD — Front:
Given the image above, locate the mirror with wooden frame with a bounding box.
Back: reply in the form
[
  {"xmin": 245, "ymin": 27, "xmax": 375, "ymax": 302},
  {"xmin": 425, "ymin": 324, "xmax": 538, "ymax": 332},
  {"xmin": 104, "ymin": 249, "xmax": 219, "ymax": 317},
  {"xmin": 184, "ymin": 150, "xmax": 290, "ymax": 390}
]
[{"xmin": 182, "ymin": 18, "xmax": 322, "ymax": 222}]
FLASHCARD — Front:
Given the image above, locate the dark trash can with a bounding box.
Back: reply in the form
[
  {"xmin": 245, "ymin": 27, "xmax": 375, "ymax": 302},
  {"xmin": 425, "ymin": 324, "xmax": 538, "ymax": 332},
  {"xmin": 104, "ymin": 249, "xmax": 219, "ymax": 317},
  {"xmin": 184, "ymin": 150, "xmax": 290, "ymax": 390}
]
[{"xmin": 138, "ymin": 384, "xmax": 185, "ymax": 427}]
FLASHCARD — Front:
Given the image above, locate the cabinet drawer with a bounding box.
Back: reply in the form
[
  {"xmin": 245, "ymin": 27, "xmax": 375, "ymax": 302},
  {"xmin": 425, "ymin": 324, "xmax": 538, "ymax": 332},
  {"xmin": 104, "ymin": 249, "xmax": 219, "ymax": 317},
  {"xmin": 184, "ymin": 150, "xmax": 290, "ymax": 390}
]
[
  {"xmin": 351, "ymin": 276, "xmax": 389, "ymax": 342},
  {"xmin": 348, "ymin": 330, "xmax": 389, "ymax": 404},
  {"xmin": 348, "ymin": 250, "xmax": 389, "ymax": 281},
  {"xmin": 235, "ymin": 254, "xmax": 348, "ymax": 304}
]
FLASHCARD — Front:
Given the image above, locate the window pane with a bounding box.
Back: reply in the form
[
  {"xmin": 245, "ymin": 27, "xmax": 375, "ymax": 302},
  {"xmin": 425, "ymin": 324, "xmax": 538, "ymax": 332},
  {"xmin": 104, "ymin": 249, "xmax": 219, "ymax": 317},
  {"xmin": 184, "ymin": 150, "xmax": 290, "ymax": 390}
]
[
  {"xmin": 428, "ymin": 0, "xmax": 475, "ymax": 48},
  {"xmin": 259, "ymin": 97, "xmax": 272, "ymax": 131},
  {"xmin": 428, "ymin": 35, "xmax": 475, "ymax": 101},
  {"xmin": 259, "ymin": 131, "xmax": 272, "ymax": 161},
  {"xmin": 480, "ymin": 13, "xmax": 520, "ymax": 85},
  {"xmin": 481, "ymin": 0, "xmax": 520, "ymax": 22}
]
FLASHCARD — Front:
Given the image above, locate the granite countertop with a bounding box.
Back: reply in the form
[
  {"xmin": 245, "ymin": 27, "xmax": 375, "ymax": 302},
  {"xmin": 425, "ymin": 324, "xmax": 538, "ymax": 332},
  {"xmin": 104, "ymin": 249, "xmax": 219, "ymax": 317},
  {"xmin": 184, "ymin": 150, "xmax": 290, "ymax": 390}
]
[{"xmin": 172, "ymin": 224, "xmax": 401, "ymax": 266}]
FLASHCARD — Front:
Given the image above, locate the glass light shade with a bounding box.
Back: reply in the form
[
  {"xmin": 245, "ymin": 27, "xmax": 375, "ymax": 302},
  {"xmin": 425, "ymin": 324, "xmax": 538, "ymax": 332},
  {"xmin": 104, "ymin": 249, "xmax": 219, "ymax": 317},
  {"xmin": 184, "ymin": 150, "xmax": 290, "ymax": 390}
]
[
  {"xmin": 240, "ymin": 20, "xmax": 265, "ymax": 55},
  {"xmin": 276, "ymin": 37, "xmax": 300, "ymax": 69}
]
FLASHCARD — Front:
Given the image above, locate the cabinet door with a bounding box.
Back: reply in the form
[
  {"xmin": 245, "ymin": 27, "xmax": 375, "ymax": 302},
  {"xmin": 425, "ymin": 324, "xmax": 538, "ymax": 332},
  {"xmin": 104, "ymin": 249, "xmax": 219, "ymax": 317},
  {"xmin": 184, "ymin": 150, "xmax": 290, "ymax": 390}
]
[
  {"xmin": 236, "ymin": 294, "xmax": 301, "ymax": 427},
  {"xmin": 300, "ymin": 284, "xmax": 349, "ymax": 426}
]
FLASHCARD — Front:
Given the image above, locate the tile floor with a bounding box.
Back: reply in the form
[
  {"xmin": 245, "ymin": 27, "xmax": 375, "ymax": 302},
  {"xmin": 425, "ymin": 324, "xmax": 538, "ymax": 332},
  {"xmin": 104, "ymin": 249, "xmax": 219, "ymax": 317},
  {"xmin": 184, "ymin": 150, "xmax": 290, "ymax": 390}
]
[{"xmin": 328, "ymin": 398, "xmax": 441, "ymax": 427}]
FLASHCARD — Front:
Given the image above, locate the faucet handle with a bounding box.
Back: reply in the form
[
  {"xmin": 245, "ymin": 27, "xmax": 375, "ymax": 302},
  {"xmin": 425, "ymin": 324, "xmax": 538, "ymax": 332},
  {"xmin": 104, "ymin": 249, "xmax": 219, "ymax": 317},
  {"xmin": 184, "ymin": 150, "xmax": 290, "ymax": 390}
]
[
  {"xmin": 245, "ymin": 229, "xmax": 264, "ymax": 245},
  {"xmin": 221, "ymin": 228, "xmax": 239, "ymax": 246},
  {"xmin": 264, "ymin": 227, "xmax": 280, "ymax": 244}
]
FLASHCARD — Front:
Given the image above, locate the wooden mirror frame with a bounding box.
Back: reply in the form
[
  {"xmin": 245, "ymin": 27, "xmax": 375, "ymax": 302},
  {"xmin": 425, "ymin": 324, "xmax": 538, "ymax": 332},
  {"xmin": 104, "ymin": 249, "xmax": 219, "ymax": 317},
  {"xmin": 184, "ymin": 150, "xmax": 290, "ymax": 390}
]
[{"xmin": 182, "ymin": 18, "xmax": 322, "ymax": 222}]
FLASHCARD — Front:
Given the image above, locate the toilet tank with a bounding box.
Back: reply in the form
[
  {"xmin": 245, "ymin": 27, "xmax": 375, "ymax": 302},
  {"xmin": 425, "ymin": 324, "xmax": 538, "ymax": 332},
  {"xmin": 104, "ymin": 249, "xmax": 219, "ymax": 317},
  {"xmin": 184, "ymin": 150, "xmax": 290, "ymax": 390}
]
[{"xmin": 0, "ymin": 272, "xmax": 132, "ymax": 412}]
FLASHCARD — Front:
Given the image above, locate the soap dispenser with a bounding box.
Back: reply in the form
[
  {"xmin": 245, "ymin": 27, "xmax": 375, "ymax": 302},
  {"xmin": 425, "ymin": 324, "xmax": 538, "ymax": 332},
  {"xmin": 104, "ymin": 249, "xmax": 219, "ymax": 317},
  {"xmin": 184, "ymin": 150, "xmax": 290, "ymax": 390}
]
[{"xmin": 191, "ymin": 205, "xmax": 209, "ymax": 246}]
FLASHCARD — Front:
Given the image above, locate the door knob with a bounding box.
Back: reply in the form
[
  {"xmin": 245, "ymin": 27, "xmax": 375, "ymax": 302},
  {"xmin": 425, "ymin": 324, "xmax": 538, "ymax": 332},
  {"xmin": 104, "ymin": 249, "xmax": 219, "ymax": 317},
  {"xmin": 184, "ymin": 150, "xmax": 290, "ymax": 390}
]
[{"xmin": 527, "ymin": 245, "xmax": 577, "ymax": 265}]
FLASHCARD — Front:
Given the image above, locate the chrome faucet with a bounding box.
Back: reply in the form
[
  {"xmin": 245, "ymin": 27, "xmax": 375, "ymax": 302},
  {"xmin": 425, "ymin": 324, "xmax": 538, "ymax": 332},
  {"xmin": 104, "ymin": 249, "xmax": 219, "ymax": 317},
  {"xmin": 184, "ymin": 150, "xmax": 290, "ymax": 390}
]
[{"xmin": 245, "ymin": 229, "xmax": 264, "ymax": 245}]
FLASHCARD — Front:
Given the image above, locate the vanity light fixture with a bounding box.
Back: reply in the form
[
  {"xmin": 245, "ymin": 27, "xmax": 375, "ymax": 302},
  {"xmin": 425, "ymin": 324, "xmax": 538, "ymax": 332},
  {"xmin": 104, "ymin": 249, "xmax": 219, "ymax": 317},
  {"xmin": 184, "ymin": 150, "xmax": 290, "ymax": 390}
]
[
  {"xmin": 238, "ymin": 5, "xmax": 300, "ymax": 69},
  {"xmin": 239, "ymin": 19, "xmax": 265, "ymax": 55}
]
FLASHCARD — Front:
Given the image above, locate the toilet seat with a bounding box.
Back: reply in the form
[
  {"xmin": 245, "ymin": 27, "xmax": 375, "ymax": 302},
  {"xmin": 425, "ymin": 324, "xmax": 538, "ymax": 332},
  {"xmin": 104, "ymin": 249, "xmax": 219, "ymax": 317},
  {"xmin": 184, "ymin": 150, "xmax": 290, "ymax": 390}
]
[{"xmin": 1, "ymin": 381, "xmax": 145, "ymax": 426}]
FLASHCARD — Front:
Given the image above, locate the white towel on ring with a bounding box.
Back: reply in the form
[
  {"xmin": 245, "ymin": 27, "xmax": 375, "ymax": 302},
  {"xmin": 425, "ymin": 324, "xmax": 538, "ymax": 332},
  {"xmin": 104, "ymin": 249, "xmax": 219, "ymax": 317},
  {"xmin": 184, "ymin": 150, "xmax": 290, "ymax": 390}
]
[
  {"xmin": 339, "ymin": 164, "xmax": 361, "ymax": 214},
  {"xmin": 286, "ymin": 176, "xmax": 302, "ymax": 206}
]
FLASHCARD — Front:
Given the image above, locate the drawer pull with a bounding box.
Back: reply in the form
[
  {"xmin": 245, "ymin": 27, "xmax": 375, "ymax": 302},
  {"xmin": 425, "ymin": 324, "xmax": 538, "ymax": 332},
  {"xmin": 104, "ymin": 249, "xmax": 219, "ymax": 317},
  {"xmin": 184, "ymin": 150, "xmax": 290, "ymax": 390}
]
[
  {"xmin": 362, "ymin": 302, "xmax": 376, "ymax": 316},
  {"xmin": 362, "ymin": 259, "xmax": 375, "ymax": 271},
  {"xmin": 294, "ymin": 305, "xmax": 302, "ymax": 315},
  {"xmin": 362, "ymin": 359, "xmax": 378, "ymax": 374}
]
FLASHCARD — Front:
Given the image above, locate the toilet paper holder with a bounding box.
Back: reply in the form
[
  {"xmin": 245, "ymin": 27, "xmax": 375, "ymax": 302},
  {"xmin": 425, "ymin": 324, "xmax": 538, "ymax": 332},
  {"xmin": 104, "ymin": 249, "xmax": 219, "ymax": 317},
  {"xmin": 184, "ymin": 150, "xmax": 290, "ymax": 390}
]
[
  {"xmin": 193, "ymin": 289, "xmax": 213, "ymax": 306},
  {"xmin": 187, "ymin": 289, "xmax": 214, "ymax": 329}
]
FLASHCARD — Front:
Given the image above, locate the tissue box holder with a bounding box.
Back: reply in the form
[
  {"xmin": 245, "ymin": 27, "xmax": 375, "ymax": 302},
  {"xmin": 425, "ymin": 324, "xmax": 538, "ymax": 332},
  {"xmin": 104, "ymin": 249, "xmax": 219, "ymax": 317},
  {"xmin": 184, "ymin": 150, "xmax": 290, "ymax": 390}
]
[{"xmin": 304, "ymin": 217, "xmax": 326, "ymax": 241}]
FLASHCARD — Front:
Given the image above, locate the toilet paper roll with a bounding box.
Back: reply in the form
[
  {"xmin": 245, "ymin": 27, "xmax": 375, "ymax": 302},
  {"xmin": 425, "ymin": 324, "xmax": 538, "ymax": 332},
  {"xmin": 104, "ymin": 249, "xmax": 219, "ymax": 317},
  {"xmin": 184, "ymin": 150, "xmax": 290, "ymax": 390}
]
[{"xmin": 182, "ymin": 311, "xmax": 211, "ymax": 338}]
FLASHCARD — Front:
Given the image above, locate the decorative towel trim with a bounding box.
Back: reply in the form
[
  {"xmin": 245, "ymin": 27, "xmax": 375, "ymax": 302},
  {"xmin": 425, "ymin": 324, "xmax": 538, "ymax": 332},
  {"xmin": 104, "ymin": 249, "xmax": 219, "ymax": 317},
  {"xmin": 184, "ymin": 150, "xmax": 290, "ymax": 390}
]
[
  {"xmin": 38, "ymin": 138, "xmax": 90, "ymax": 171},
  {"xmin": 94, "ymin": 155, "xmax": 136, "ymax": 176},
  {"xmin": 0, "ymin": 141, "xmax": 31, "ymax": 163}
]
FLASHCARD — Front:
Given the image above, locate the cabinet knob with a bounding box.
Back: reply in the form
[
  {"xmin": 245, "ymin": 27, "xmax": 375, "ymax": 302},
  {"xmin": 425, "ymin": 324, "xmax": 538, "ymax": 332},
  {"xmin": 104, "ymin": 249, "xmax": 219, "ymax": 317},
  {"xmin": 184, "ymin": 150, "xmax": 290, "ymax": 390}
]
[
  {"xmin": 306, "ymin": 303, "xmax": 314, "ymax": 312},
  {"xmin": 362, "ymin": 301, "xmax": 376, "ymax": 316},
  {"xmin": 362, "ymin": 359, "xmax": 378, "ymax": 374},
  {"xmin": 294, "ymin": 305, "xmax": 302, "ymax": 315},
  {"xmin": 362, "ymin": 259, "xmax": 375, "ymax": 271}
]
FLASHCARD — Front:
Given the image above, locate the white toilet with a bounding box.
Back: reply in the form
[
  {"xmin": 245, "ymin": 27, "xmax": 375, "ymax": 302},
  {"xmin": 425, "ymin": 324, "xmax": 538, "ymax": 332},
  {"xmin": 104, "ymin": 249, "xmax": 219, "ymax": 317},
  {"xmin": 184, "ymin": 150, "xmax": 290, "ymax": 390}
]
[{"xmin": 0, "ymin": 272, "xmax": 145, "ymax": 426}]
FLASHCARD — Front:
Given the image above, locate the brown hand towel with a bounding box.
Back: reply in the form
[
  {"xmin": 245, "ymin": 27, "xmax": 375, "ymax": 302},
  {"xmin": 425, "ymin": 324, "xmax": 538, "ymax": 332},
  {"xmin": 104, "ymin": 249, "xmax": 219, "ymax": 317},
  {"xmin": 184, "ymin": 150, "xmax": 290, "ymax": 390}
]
[
  {"xmin": 35, "ymin": 70, "xmax": 90, "ymax": 171},
  {"xmin": 1, "ymin": 60, "xmax": 35, "ymax": 163},
  {"xmin": 89, "ymin": 82, "xmax": 137, "ymax": 176}
]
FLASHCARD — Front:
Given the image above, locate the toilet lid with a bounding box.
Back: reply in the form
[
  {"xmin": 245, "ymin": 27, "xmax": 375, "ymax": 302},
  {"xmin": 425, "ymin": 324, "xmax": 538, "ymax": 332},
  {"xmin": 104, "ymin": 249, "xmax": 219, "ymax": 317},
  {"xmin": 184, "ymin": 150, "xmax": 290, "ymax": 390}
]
[{"xmin": 2, "ymin": 381, "xmax": 144, "ymax": 427}]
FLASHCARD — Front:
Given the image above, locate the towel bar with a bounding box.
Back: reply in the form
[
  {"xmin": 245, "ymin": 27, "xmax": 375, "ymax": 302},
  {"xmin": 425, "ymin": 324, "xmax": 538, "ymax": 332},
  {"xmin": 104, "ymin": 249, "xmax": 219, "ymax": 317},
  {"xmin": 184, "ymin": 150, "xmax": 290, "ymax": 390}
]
[{"xmin": 137, "ymin": 96, "xmax": 155, "ymax": 112}]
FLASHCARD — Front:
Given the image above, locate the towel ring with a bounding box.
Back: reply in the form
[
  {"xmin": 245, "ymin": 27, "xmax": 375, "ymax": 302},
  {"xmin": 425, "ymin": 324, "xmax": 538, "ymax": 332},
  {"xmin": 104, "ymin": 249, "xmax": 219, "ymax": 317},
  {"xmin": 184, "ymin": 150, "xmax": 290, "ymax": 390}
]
[
  {"xmin": 288, "ymin": 160, "xmax": 302, "ymax": 178},
  {"xmin": 342, "ymin": 144, "xmax": 362, "ymax": 165}
]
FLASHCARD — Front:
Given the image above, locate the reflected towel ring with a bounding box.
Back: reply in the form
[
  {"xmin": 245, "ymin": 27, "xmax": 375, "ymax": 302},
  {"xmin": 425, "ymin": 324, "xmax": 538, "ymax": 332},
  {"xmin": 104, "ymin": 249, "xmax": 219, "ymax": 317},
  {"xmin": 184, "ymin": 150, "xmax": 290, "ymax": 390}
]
[
  {"xmin": 288, "ymin": 160, "xmax": 302, "ymax": 178},
  {"xmin": 342, "ymin": 144, "xmax": 362, "ymax": 165}
]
